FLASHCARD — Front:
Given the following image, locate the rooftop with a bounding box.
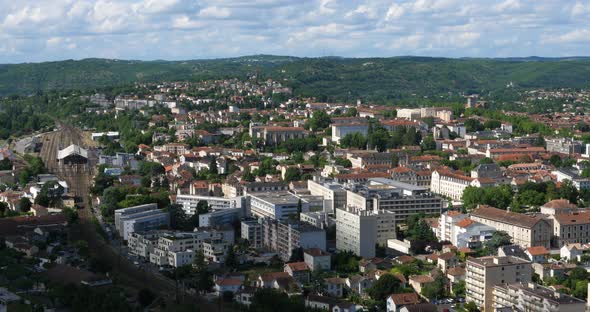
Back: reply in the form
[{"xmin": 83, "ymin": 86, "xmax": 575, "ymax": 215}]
[
  {"xmin": 467, "ymin": 256, "xmax": 530, "ymax": 267},
  {"xmin": 471, "ymin": 205, "xmax": 546, "ymax": 229}
]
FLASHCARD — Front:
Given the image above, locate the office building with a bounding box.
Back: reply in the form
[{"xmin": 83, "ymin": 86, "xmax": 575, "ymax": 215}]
[
  {"xmin": 307, "ymin": 179, "xmax": 347, "ymax": 213},
  {"xmin": 259, "ymin": 218, "xmax": 326, "ymax": 261},
  {"xmin": 114, "ymin": 203, "xmax": 158, "ymax": 234},
  {"xmin": 120, "ymin": 210, "xmax": 169, "ymax": 241},
  {"xmin": 249, "ymin": 191, "xmax": 309, "ymax": 220}
]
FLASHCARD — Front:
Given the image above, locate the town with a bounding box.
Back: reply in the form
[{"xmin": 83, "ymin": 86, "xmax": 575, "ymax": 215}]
[{"xmin": 1, "ymin": 78, "xmax": 590, "ymax": 312}]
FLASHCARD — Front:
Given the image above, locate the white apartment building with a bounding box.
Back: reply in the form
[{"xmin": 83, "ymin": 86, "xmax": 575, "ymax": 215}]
[
  {"xmin": 203, "ymin": 238, "xmax": 230, "ymax": 263},
  {"xmin": 241, "ymin": 219, "xmax": 263, "ymax": 248},
  {"xmin": 330, "ymin": 119, "xmax": 369, "ymax": 143},
  {"xmin": 347, "ymin": 178, "xmax": 444, "ymax": 223},
  {"xmin": 175, "ymin": 194, "xmax": 244, "ymax": 216},
  {"xmin": 336, "ymin": 207, "xmax": 396, "ymax": 258},
  {"xmin": 493, "ymin": 282, "xmax": 586, "ymax": 312},
  {"xmin": 430, "ymin": 169, "xmax": 476, "ymax": 201},
  {"xmin": 307, "ymin": 179, "xmax": 347, "ymax": 213},
  {"xmin": 438, "ymin": 211, "xmax": 468, "ymax": 242},
  {"xmin": 470, "ymin": 206, "xmax": 552, "ymax": 249},
  {"xmin": 249, "ymin": 191, "xmax": 309, "ymax": 220},
  {"xmin": 114, "ymin": 203, "xmax": 158, "ymax": 234},
  {"xmin": 466, "ymin": 256, "xmax": 532, "ymax": 312},
  {"xmin": 259, "ymin": 218, "xmax": 327, "ymax": 261},
  {"xmin": 120, "ymin": 209, "xmax": 169, "ymax": 241}
]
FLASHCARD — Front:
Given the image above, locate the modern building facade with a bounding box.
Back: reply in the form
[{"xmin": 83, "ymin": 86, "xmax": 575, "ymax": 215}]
[{"xmin": 336, "ymin": 207, "xmax": 396, "ymax": 258}]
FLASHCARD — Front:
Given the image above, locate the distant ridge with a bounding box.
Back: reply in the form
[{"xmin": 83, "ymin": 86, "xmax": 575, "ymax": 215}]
[{"xmin": 1, "ymin": 55, "xmax": 590, "ymax": 99}]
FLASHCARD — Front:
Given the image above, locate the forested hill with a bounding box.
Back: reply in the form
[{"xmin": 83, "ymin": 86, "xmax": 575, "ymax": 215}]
[{"xmin": 2, "ymin": 55, "xmax": 590, "ymax": 101}]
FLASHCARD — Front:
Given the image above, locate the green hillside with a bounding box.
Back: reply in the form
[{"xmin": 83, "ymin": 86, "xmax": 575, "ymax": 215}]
[{"xmin": 1, "ymin": 56, "xmax": 590, "ymax": 101}]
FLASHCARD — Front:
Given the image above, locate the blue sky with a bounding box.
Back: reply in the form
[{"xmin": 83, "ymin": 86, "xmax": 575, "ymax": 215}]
[{"xmin": 1, "ymin": 0, "xmax": 589, "ymax": 63}]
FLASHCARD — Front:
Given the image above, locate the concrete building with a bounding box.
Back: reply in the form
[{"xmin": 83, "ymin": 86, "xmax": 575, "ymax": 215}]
[
  {"xmin": 57, "ymin": 144, "xmax": 88, "ymax": 165},
  {"xmin": 120, "ymin": 210, "xmax": 169, "ymax": 241},
  {"xmin": 114, "ymin": 203, "xmax": 158, "ymax": 235},
  {"xmin": 466, "ymin": 256, "xmax": 532, "ymax": 312},
  {"xmin": 249, "ymin": 191, "xmax": 308, "ymax": 220},
  {"xmin": 348, "ymin": 152, "xmax": 394, "ymax": 169},
  {"xmin": 545, "ymin": 138, "xmax": 583, "ymax": 155},
  {"xmin": 250, "ymin": 125, "xmax": 308, "ymax": 146},
  {"xmin": 307, "ymin": 179, "xmax": 347, "ymax": 213},
  {"xmin": 552, "ymin": 211, "xmax": 590, "ymax": 247},
  {"xmin": 259, "ymin": 218, "xmax": 326, "ymax": 261},
  {"xmin": 175, "ymin": 194, "xmax": 244, "ymax": 216},
  {"xmin": 346, "ymin": 178, "xmax": 444, "ymax": 223},
  {"xmin": 241, "ymin": 219, "xmax": 263, "ymax": 248},
  {"xmin": 438, "ymin": 211, "xmax": 468, "ymax": 242},
  {"xmin": 330, "ymin": 118, "xmax": 369, "ymax": 143},
  {"xmin": 430, "ymin": 168, "xmax": 475, "ymax": 201},
  {"xmin": 470, "ymin": 206, "xmax": 552, "ymax": 248},
  {"xmin": 493, "ymin": 282, "xmax": 586, "ymax": 312},
  {"xmin": 336, "ymin": 207, "xmax": 396, "ymax": 258},
  {"xmin": 304, "ymin": 248, "xmax": 331, "ymax": 271}
]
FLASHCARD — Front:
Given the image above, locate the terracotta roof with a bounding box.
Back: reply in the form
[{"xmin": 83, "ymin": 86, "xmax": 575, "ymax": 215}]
[
  {"xmin": 216, "ymin": 278, "xmax": 242, "ymax": 286},
  {"xmin": 471, "ymin": 205, "xmax": 546, "ymax": 229},
  {"xmin": 260, "ymin": 272, "xmax": 290, "ymax": 282},
  {"xmin": 396, "ymin": 255, "xmax": 415, "ymax": 264},
  {"xmin": 553, "ymin": 211, "xmax": 590, "ymax": 225},
  {"xmin": 438, "ymin": 252, "xmax": 456, "ymax": 261},
  {"xmin": 304, "ymin": 248, "xmax": 329, "ymax": 257},
  {"xmin": 458, "ymin": 247, "xmax": 474, "ymax": 254},
  {"xmin": 526, "ymin": 246, "xmax": 550, "ymax": 256},
  {"xmin": 410, "ymin": 275, "xmax": 434, "ymax": 284},
  {"xmin": 286, "ymin": 262, "xmax": 309, "ymax": 271},
  {"xmin": 542, "ymin": 199, "xmax": 577, "ymax": 209},
  {"xmin": 389, "ymin": 292, "xmax": 420, "ymax": 305},
  {"xmin": 446, "ymin": 267, "xmax": 465, "ymax": 276},
  {"xmin": 455, "ymin": 218, "xmax": 475, "ymax": 228},
  {"xmin": 324, "ymin": 277, "xmax": 346, "ymax": 284}
]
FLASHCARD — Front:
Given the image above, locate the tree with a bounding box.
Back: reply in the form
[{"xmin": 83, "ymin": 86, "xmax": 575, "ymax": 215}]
[
  {"xmin": 308, "ymin": 111, "xmax": 331, "ymax": 131},
  {"xmin": 196, "ymin": 201, "xmax": 209, "ymax": 215},
  {"xmin": 283, "ymin": 167, "xmax": 301, "ymax": 182},
  {"xmin": 340, "ymin": 132, "xmax": 367, "ymax": 149},
  {"xmin": 334, "ymin": 157, "xmax": 352, "ymax": 168},
  {"xmin": 483, "ymin": 120, "xmax": 501, "ymax": 130},
  {"xmin": 137, "ymin": 288, "xmax": 155, "ymax": 307},
  {"xmin": 209, "ymin": 158, "xmax": 218, "ymax": 175},
  {"xmin": 452, "ymin": 280, "xmax": 465, "ymax": 297},
  {"xmin": 464, "ymin": 301, "xmax": 481, "ymax": 312},
  {"xmin": 483, "ymin": 231, "xmax": 512, "ymax": 254},
  {"xmin": 289, "ymin": 247, "xmax": 304, "ymax": 262},
  {"xmin": 420, "ymin": 135, "xmax": 436, "ymax": 151},
  {"xmin": 242, "ymin": 167, "xmax": 255, "ymax": 182},
  {"xmin": 465, "ymin": 119, "xmax": 484, "ymax": 132},
  {"xmin": 421, "ymin": 272, "xmax": 446, "ymax": 300},
  {"xmin": 367, "ymin": 274, "xmax": 401, "ymax": 301},
  {"xmin": 225, "ymin": 246, "xmax": 238, "ymax": 270},
  {"xmin": 19, "ymin": 197, "xmax": 32, "ymax": 212}
]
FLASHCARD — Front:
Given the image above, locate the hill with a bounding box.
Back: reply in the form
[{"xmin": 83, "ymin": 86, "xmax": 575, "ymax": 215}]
[{"xmin": 1, "ymin": 55, "xmax": 590, "ymax": 102}]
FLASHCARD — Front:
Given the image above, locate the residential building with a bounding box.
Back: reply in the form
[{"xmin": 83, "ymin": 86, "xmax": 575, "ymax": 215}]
[
  {"xmin": 390, "ymin": 166, "xmax": 432, "ymax": 188},
  {"xmin": 175, "ymin": 194, "xmax": 244, "ymax": 216},
  {"xmin": 304, "ymin": 248, "xmax": 331, "ymax": 271},
  {"xmin": 284, "ymin": 262, "xmax": 310, "ymax": 284},
  {"xmin": 203, "ymin": 238, "xmax": 230, "ymax": 263},
  {"xmin": 560, "ymin": 243, "xmax": 584, "ymax": 261},
  {"xmin": 336, "ymin": 207, "xmax": 396, "ymax": 258},
  {"xmin": 409, "ymin": 275, "xmax": 434, "ymax": 295},
  {"xmin": 249, "ymin": 191, "xmax": 308, "ymax": 220},
  {"xmin": 552, "ymin": 210, "xmax": 590, "ymax": 246},
  {"xmin": 347, "ymin": 152, "xmax": 394, "ymax": 169},
  {"xmin": 305, "ymin": 295, "xmax": 359, "ymax": 312},
  {"xmin": 119, "ymin": 210, "xmax": 169, "ymax": 241},
  {"xmin": 259, "ymin": 218, "xmax": 326, "ymax": 261},
  {"xmin": 347, "ymin": 178, "xmax": 443, "ymax": 223},
  {"xmin": 250, "ymin": 125, "xmax": 308, "ymax": 146},
  {"xmin": 466, "ymin": 256, "xmax": 532, "ymax": 312},
  {"xmin": 330, "ymin": 118, "xmax": 369, "ymax": 143},
  {"xmin": 493, "ymin": 282, "xmax": 586, "ymax": 312},
  {"xmin": 452, "ymin": 218, "xmax": 495, "ymax": 249},
  {"xmin": 114, "ymin": 203, "xmax": 158, "ymax": 234},
  {"xmin": 470, "ymin": 205, "xmax": 552, "ymax": 248},
  {"xmin": 214, "ymin": 278, "xmax": 242, "ymax": 296},
  {"xmin": 438, "ymin": 211, "xmax": 469, "ymax": 242},
  {"xmin": 324, "ymin": 277, "xmax": 346, "ymax": 297},
  {"xmin": 241, "ymin": 219, "xmax": 263, "ymax": 248},
  {"xmin": 307, "ymin": 179, "xmax": 347, "ymax": 213},
  {"xmin": 386, "ymin": 293, "xmax": 421, "ymax": 312},
  {"xmin": 525, "ymin": 246, "xmax": 550, "ymax": 263},
  {"xmin": 545, "ymin": 138, "xmax": 583, "ymax": 155},
  {"xmin": 540, "ymin": 199, "xmax": 579, "ymax": 216},
  {"xmin": 430, "ymin": 168, "xmax": 475, "ymax": 201}
]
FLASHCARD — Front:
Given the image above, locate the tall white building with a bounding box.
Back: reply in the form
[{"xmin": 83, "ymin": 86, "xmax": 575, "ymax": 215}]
[
  {"xmin": 175, "ymin": 194, "xmax": 244, "ymax": 216},
  {"xmin": 249, "ymin": 191, "xmax": 309, "ymax": 220},
  {"xmin": 307, "ymin": 179, "xmax": 347, "ymax": 213},
  {"xmin": 466, "ymin": 256, "xmax": 532, "ymax": 312},
  {"xmin": 493, "ymin": 282, "xmax": 586, "ymax": 312},
  {"xmin": 336, "ymin": 207, "xmax": 396, "ymax": 258}
]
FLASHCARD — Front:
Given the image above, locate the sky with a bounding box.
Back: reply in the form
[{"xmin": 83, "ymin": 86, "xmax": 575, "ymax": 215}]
[{"xmin": 1, "ymin": 0, "xmax": 590, "ymax": 63}]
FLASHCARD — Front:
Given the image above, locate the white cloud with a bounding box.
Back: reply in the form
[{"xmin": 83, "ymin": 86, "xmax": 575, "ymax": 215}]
[{"xmin": 0, "ymin": 0, "xmax": 587, "ymax": 62}]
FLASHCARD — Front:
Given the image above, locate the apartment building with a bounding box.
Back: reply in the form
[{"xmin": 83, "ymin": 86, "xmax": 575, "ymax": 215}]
[
  {"xmin": 241, "ymin": 219, "xmax": 263, "ymax": 248},
  {"xmin": 129, "ymin": 228, "xmax": 234, "ymax": 267},
  {"xmin": 307, "ymin": 179, "xmax": 347, "ymax": 213},
  {"xmin": 390, "ymin": 166, "xmax": 432, "ymax": 188},
  {"xmin": 545, "ymin": 138, "xmax": 583, "ymax": 155},
  {"xmin": 336, "ymin": 207, "xmax": 396, "ymax": 258},
  {"xmin": 259, "ymin": 218, "xmax": 326, "ymax": 261},
  {"xmin": 380, "ymin": 119, "xmax": 422, "ymax": 132},
  {"xmin": 175, "ymin": 194, "xmax": 244, "ymax": 216},
  {"xmin": 347, "ymin": 178, "xmax": 444, "ymax": 223},
  {"xmin": 466, "ymin": 256, "xmax": 532, "ymax": 312},
  {"xmin": 430, "ymin": 168, "xmax": 475, "ymax": 201},
  {"xmin": 438, "ymin": 211, "xmax": 468, "ymax": 242},
  {"xmin": 250, "ymin": 126, "xmax": 308, "ymax": 146},
  {"xmin": 203, "ymin": 238, "xmax": 230, "ymax": 263},
  {"xmin": 552, "ymin": 211, "xmax": 590, "ymax": 247},
  {"xmin": 347, "ymin": 152, "xmax": 393, "ymax": 169},
  {"xmin": 493, "ymin": 282, "xmax": 586, "ymax": 312},
  {"xmin": 249, "ymin": 191, "xmax": 309, "ymax": 220},
  {"xmin": 470, "ymin": 206, "xmax": 551, "ymax": 248},
  {"xmin": 330, "ymin": 117, "xmax": 369, "ymax": 143},
  {"xmin": 114, "ymin": 203, "xmax": 159, "ymax": 233}
]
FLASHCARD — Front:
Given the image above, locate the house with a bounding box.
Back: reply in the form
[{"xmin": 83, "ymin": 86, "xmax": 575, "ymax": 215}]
[
  {"xmin": 235, "ymin": 286, "xmax": 256, "ymax": 307},
  {"xmin": 346, "ymin": 275, "xmax": 374, "ymax": 296},
  {"xmin": 525, "ymin": 246, "xmax": 550, "ymax": 263},
  {"xmin": 324, "ymin": 277, "xmax": 346, "ymax": 297},
  {"xmin": 256, "ymin": 272, "xmax": 296, "ymax": 291},
  {"xmin": 560, "ymin": 243, "xmax": 584, "ymax": 261},
  {"xmin": 214, "ymin": 278, "xmax": 242, "ymax": 296},
  {"xmin": 386, "ymin": 292, "xmax": 420, "ymax": 312},
  {"xmin": 400, "ymin": 303, "xmax": 437, "ymax": 312},
  {"xmin": 304, "ymin": 248, "xmax": 331, "ymax": 271},
  {"xmin": 408, "ymin": 275, "xmax": 434, "ymax": 295},
  {"xmin": 359, "ymin": 258, "xmax": 393, "ymax": 272},
  {"xmin": 305, "ymin": 295, "xmax": 359, "ymax": 312},
  {"xmin": 284, "ymin": 262, "xmax": 311, "ymax": 284},
  {"xmin": 436, "ymin": 252, "xmax": 458, "ymax": 273}
]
